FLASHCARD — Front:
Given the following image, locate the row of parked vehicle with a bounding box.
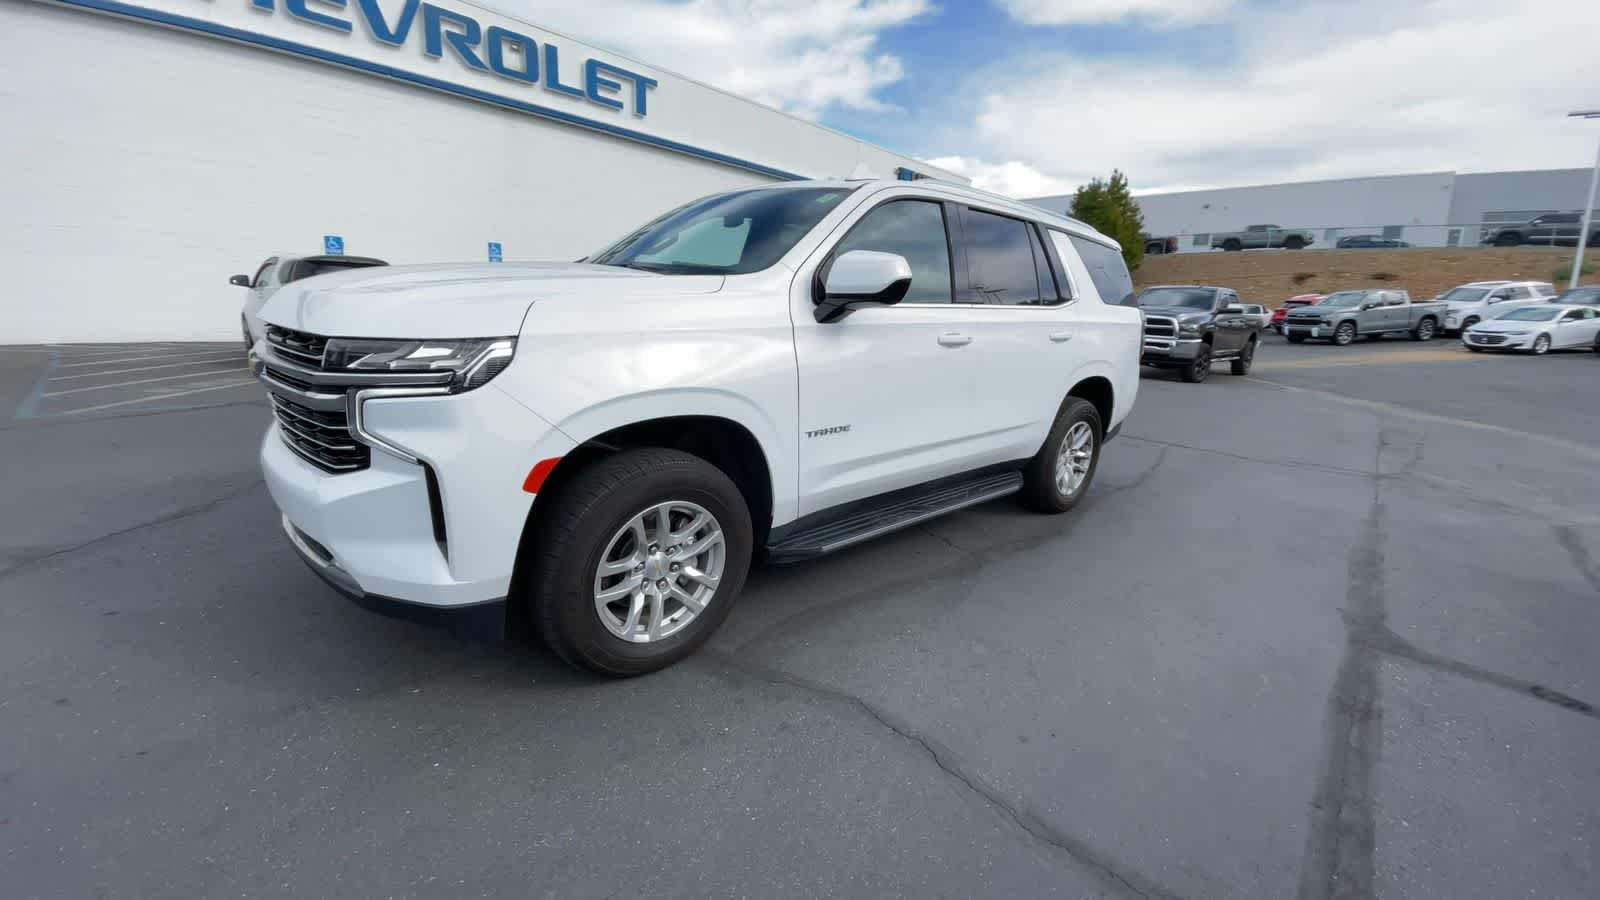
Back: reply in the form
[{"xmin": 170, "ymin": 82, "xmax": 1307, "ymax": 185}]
[{"xmin": 1268, "ymin": 280, "xmax": 1600, "ymax": 354}]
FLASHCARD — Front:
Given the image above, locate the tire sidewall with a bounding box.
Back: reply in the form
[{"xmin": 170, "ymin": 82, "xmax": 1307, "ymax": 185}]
[
  {"xmin": 1532, "ymin": 334, "xmax": 1551, "ymax": 355},
  {"xmin": 1414, "ymin": 319, "xmax": 1436, "ymax": 341},
  {"xmin": 548, "ymin": 464, "xmax": 752, "ymax": 675},
  {"xmin": 1334, "ymin": 323, "xmax": 1356, "ymax": 345},
  {"xmin": 1036, "ymin": 399, "xmax": 1103, "ymax": 511}
]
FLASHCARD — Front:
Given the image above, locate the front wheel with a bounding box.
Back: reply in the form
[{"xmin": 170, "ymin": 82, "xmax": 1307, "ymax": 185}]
[
  {"xmin": 1411, "ymin": 318, "xmax": 1437, "ymax": 341},
  {"xmin": 1531, "ymin": 334, "xmax": 1551, "ymax": 356},
  {"xmin": 1020, "ymin": 398, "xmax": 1102, "ymax": 513},
  {"xmin": 1231, "ymin": 339, "xmax": 1256, "ymax": 375},
  {"xmin": 526, "ymin": 448, "xmax": 753, "ymax": 677},
  {"xmin": 1284, "ymin": 236, "xmax": 1306, "ymax": 250},
  {"xmin": 1333, "ymin": 322, "xmax": 1357, "ymax": 346},
  {"xmin": 1180, "ymin": 345, "xmax": 1213, "ymax": 382}
]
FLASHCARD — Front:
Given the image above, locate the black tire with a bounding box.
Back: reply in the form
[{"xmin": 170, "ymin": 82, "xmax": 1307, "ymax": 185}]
[
  {"xmin": 1462, "ymin": 316, "xmax": 1480, "ymax": 332},
  {"xmin": 1466, "ymin": 345, "xmax": 1483, "ymax": 352},
  {"xmin": 527, "ymin": 448, "xmax": 753, "ymax": 677},
  {"xmin": 1494, "ymin": 233, "xmax": 1521, "ymax": 247},
  {"xmin": 1180, "ymin": 345, "xmax": 1213, "ymax": 382},
  {"xmin": 1230, "ymin": 338, "xmax": 1256, "ymax": 375},
  {"xmin": 1020, "ymin": 397, "xmax": 1103, "ymax": 513},
  {"xmin": 1286, "ymin": 333, "xmax": 1306, "ymax": 344},
  {"xmin": 1284, "ymin": 236, "xmax": 1306, "ymax": 250},
  {"xmin": 1222, "ymin": 239, "xmax": 1242, "ymax": 252},
  {"xmin": 1531, "ymin": 334, "xmax": 1551, "ymax": 356},
  {"xmin": 1411, "ymin": 318, "xmax": 1437, "ymax": 341},
  {"xmin": 1333, "ymin": 322, "xmax": 1357, "ymax": 346}
]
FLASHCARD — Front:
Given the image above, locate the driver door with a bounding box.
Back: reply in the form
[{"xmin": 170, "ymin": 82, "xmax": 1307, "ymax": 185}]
[{"xmin": 790, "ymin": 195, "xmax": 982, "ymax": 516}]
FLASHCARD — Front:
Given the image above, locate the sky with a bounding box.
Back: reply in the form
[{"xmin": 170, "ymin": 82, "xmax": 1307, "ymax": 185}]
[{"xmin": 508, "ymin": 0, "xmax": 1600, "ymax": 198}]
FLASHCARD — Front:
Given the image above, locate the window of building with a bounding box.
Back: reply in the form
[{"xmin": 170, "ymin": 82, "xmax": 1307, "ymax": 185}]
[
  {"xmin": 1381, "ymin": 226, "xmax": 1404, "ymax": 240},
  {"xmin": 1192, "ymin": 233, "xmax": 1210, "ymax": 247}
]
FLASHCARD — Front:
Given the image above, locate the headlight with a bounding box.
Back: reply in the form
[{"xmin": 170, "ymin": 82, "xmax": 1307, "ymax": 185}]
[
  {"xmin": 1320, "ymin": 318, "xmax": 1335, "ymax": 326},
  {"xmin": 1178, "ymin": 320, "xmax": 1203, "ymax": 337},
  {"xmin": 323, "ymin": 337, "xmax": 517, "ymax": 391}
]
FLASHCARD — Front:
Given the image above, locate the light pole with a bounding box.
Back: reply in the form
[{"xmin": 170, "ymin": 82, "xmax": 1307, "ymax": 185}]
[{"xmin": 1569, "ymin": 110, "xmax": 1600, "ymax": 290}]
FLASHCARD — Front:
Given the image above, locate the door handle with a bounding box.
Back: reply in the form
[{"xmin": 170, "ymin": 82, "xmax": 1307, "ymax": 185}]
[
  {"xmin": 937, "ymin": 333, "xmax": 972, "ymax": 348},
  {"xmin": 1048, "ymin": 331, "xmax": 1074, "ymax": 343}
]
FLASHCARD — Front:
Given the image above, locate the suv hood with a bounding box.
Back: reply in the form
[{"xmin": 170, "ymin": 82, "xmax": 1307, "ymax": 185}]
[
  {"xmin": 258, "ymin": 262, "xmax": 725, "ymax": 338},
  {"xmin": 1138, "ymin": 306, "xmax": 1211, "ymax": 319},
  {"xmin": 1446, "ymin": 299, "xmax": 1487, "ymax": 312}
]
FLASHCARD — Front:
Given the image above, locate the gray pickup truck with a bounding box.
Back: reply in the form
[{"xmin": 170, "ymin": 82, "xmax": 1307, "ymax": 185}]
[
  {"xmin": 1211, "ymin": 224, "xmax": 1315, "ymax": 251},
  {"xmin": 1281, "ymin": 289, "xmax": 1445, "ymax": 345}
]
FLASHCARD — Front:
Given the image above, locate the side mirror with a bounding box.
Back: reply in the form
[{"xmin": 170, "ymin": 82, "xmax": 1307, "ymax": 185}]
[
  {"xmin": 229, "ymin": 274, "xmax": 251, "ymax": 287},
  {"xmin": 814, "ymin": 250, "xmax": 912, "ymax": 322}
]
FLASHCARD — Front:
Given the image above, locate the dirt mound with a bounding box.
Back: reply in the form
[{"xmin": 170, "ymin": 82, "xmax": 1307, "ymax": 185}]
[{"xmin": 1134, "ymin": 246, "xmax": 1598, "ymax": 305}]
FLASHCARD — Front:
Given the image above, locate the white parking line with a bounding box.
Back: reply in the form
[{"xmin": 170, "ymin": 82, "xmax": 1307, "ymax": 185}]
[
  {"xmin": 56, "ymin": 351, "xmax": 239, "ymax": 369},
  {"xmin": 44, "ymin": 369, "xmax": 256, "ymax": 397},
  {"xmin": 58, "ymin": 379, "xmax": 260, "ymax": 415},
  {"xmin": 49, "ymin": 355, "xmax": 243, "ymax": 381}
]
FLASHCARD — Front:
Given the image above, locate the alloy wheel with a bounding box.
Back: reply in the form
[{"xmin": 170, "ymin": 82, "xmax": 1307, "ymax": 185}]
[
  {"xmin": 592, "ymin": 501, "xmax": 725, "ymax": 643},
  {"xmin": 1054, "ymin": 421, "xmax": 1095, "ymax": 496}
]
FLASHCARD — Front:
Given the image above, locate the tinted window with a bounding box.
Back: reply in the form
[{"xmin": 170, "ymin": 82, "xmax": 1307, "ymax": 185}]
[
  {"xmin": 831, "ymin": 200, "xmax": 953, "ymax": 304},
  {"xmin": 1064, "ymin": 234, "xmax": 1134, "ymax": 305},
  {"xmin": 962, "ymin": 208, "xmax": 1041, "ymax": 304},
  {"xmin": 591, "ymin": 187, "xmax": 851, "ymax": 274},
  {"xmin": 1135, "ymin": 287, "xmax": 1216, "ymax": 310},
  {"xmin": 1383, "ymin": 292, "xmax": 1406, "ymax": 306},
  {"xmin": 252, "ymin": 257, "xmax": 279, "ymax": 288},
  {"xmin": 1507, "ymin": 286, "xmax": 1532, "ymax": 300}
]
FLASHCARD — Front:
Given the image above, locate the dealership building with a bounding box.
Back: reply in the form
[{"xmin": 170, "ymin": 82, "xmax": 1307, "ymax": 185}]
[
  {"xmin": 1028, "ymin": 168, "xmax": 1598, "ymax": 254},
  {"xmin": 6, "ymin": 0, "xmax": 959, "ymax": 343}
]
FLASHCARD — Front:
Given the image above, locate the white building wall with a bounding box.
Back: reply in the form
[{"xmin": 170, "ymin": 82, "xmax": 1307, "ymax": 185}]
[{"xmin": 3, "ymin": 0, "xmax": 956, "ymax": 343}]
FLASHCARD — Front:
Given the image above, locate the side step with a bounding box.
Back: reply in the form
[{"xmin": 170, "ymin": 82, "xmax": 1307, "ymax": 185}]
[{"xmin": 765, "ymin": 470, "xmax": 1023, "ymax": 563}]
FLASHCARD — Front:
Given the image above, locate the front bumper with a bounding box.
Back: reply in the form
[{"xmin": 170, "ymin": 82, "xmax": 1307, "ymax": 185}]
[
  {"xmin": 1141, "ymin": 337, "xmax": 1205, "ymax": 365},
  {"xmin": 1283, "ymin": 320, "xmax": 1330, "ymax": 338},
  {"xmin": 260, "ymin": 381, "xmax": 576, "ymax": 613},
  {"xmin": 1461, "ymin": 331, "xmax": 1535, "ymax": 351}
]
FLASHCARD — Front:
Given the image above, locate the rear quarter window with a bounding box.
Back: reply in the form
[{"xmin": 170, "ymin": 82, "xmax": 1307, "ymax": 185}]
[{"xmin": 1059, "ymin": 233, "xmax": 1134, "ymax": 305}]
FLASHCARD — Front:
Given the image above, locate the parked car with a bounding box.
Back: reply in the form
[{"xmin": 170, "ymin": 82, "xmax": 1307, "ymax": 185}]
[
  {"xmin": 1439, "ymin": 280, "xmax": 1557, "ymax": 333},
  {"xmin": 247, "ymin": 179, "xmax": 1142, "ymax": 675},
  {"xmin": 1462, "ymin": 304, "xmax": 1600, "ymax": 354},
  {"xmin": 1482, "ymin": 212, "xmax": 1600, "ymax": 248},
  {"xmin": 1336, "ymin": 235, "xmax": 1410, "ymax": 249},
  {"xmin": 1232, "ymin": 303, "xmax": 1272, "ymax": 330},
  {"xmin": 1211, "ymin": 224, "xmax": 1316, "ymax": 251},
  {"xmin": 1281, "ymin": 289, "xmax": 1445, "ymax": 345},
  {"xmin": 1143, "ymin": 234, "xmax": 1179, "ymax": 255},
  {"xmin": 1550, "ymin": 285, "xmax": 1600, "ymax": 307},
  {"xmin": 231, "ymin": 253, "xmax": 388, "ymax": 351},
  {"xmin": 1136, "ymin": 285, "xmax": 1262, "ymax": 382},
  {"xmin": 1270, "ymin": 293, "xmax": 1322, "ymax": 333}
]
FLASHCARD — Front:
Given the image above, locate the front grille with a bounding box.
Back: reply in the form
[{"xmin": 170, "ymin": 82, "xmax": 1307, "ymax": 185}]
[
  {"xmin": 270, "ymin": 394, "xmax": 369, "ymax": 472},
  {"xmin": 1285, "ymin": 318, "xmax": 1321, "ymax": 329},
  {"xmin": 1470, "ymin": 334, "xmax": 1507, "ymax": 345},
  {"xmin": 1144, "ymin": 316, "xmax": 1177, "ymax": 338},
  {"xmin": 262, "ymin": 364, "xmax": 319, "ymax": 394},
  {"xmin": 265, "ymin": 324, "xmax": 329, "ymax": 369}
]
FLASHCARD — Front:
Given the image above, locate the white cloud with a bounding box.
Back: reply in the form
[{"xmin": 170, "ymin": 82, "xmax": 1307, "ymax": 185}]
[
  {"xmin": 998, "ymin": 0, "xmax": 1236, "ymax": 26},
  {"xmin": 948, "ymin": 0, "xmax": 1600, "ymax": 197},
  {"xmin": 501, "ymin": 0, "xmax": 930, "ymax": 118},
  {"xmin": 925, "ymin": 156, "xmax": 1073, "ymax": 197}
]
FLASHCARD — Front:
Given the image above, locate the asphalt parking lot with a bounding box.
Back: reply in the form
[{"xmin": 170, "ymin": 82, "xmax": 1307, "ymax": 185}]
[{"xmin": 3, "ymin": 334, "xmax": 1598, "ymax": 899}]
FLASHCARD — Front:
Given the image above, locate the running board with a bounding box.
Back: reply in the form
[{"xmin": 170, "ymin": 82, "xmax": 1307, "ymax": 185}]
[{"xmin": 765, "ymin": 470, "xmax": 1024, "ymax": 563}]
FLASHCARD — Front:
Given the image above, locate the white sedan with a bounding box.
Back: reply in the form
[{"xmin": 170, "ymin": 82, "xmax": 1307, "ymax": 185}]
[
  {"xmin": 1462, "ymin": 304, "xmax": 1600, "ymax": 354},
  {"xmin": 1233, "ymin": 303, "xmax": 1273, "ymax": 330}
]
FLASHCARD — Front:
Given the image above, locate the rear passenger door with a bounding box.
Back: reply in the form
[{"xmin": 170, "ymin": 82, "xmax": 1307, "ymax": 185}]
[{"xmin": 956, "ymin": 206, "xmax": 1077, "ymax": 459}]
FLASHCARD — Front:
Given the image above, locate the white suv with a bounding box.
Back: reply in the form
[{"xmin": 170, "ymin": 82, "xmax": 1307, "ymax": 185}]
[
  {"xmin": 249, "ymin": 179, "xmax": 1141, "ymax": 675},
  {"xmin": 1439, "ymin": 280, "xmax": 1557, "ymax": 333}
]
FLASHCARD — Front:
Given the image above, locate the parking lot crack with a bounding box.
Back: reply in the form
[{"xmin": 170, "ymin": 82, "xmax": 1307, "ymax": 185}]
[
  {"xmin": 698, "ymin": 650, "xmax": 1182, "ymax": 900},
  {"xmin": 0, "ymin": 479, "xmax": 263, "ymax": 579},
  {"xmin": 1120, "ymin": 434, "xmax": 1369, "ymax": 480},
  {"xmin": 1099, "ymin": 442, "xmax": 1170, "ymax": 494},
  {"xmin": 1555, "ymin": 525, "xmax": 1600, "ymax": 594}
]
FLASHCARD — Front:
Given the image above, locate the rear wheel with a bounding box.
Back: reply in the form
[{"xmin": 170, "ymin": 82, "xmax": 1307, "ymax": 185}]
[
  {"xmin": 527, "ymin": 448, "xmax": 752, "ymax": 677},
  {"xmin": 1020, "ymin": 398, "xmax": 1102, "ymax": 513},
  {"xmin": 1411, "ymin": 318, "xmax": 1437, "ymax": 341},
  {"xmin": 1222, "ymin": 239, "xmax": 1242, "ymax": 252},
  {"xmin": 1333, "ymin": 322, "xmax": 1357, "ymax": 346},
  {"xmin": 1230, "ymin": 338, "xmax": 1256, "ymax": 375}
]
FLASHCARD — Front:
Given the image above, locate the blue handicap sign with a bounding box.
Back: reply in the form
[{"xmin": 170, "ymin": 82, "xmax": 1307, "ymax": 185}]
[
  {"xmin": 323, "ymin": 234, "xmax": 344, "ymax": 255},
  {"xmin": 487, "ymin": 241, "xmax": 503, "ymax": 262}
]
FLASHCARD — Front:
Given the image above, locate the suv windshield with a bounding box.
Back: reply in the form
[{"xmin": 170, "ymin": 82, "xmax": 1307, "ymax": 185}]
[
  {"xmin": 1316, "ymin": 291, "xmax": 1367, "ymax": 308},
  {"xmin": 1499, "ymin": 307, "xmax": 1561, "ymax": 321},
  {"xmin": 1441, "ymin": 287, "xmax": 1490, "ymax": 303},
  {"xmin": 1136, "ymin": 287, "xmax": 1215, "ymax": 309},
  {"xmin": 590, "ymin": 187, "xmax": 853, "ymax": 274}
]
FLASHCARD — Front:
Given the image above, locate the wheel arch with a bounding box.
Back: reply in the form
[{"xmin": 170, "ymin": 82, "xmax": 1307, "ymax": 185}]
[{"xmin": 1065, "ymin": 375, "xmax": 1115, "ymax": 435}]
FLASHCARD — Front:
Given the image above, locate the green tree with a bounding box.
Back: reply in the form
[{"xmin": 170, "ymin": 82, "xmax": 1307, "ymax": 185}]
[{"xmin": 1069, "ymin": 169, "xmax": 1145, "ymax": 271}]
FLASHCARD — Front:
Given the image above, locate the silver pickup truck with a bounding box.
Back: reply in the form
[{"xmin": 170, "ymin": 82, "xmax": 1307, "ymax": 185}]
[
  {"xmin": 1281, "ymin": 289, "xmax": 1446, "ymax": 345},
  {"xmin": 1211, "ymin": 224, "xmax": 1316, "ymax": 251}
]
